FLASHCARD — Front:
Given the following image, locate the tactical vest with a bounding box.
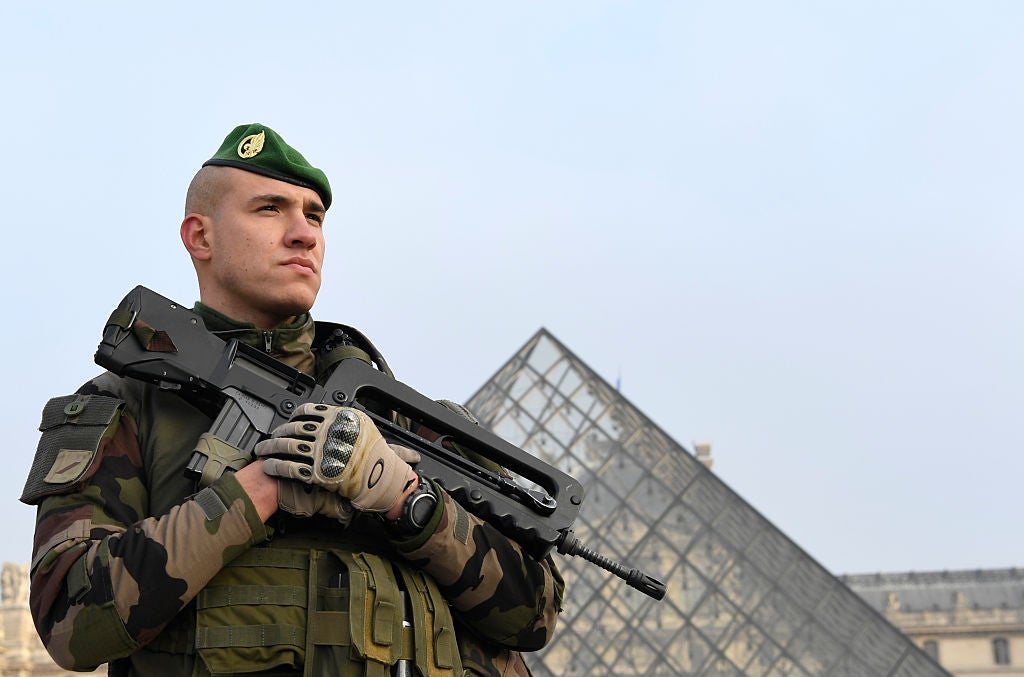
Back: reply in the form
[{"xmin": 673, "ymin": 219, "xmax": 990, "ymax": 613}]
[{"xmin": 143, "ymin": 519, "xmax": 462, "ymax": 677}]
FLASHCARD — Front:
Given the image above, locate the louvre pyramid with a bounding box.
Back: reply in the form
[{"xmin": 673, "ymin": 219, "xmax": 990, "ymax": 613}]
[{"xmin": 465, "ymin": 329, "xmax": 949, "ymax": 677}]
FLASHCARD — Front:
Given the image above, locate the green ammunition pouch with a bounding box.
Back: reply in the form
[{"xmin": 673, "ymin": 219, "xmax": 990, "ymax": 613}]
[{"xmin": 186, "ymin": 541, "xmax": 462, "ymax": 677}]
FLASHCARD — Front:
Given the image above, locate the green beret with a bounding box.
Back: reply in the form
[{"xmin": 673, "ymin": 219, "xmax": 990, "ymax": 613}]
[{"xmin": 203, "ymin": 123, "xmax": 332, "ymax": 209}]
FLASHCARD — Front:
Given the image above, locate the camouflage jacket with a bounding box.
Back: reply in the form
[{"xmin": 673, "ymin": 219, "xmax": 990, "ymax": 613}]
[{"xmin": 24, "ymin": 306, "xmax": 563, "ymax": 676}]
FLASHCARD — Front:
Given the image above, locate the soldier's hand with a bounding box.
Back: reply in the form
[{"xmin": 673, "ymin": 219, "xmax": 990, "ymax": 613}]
[
  {"xmin": 274, "ymin": 443, "xmax": 420, "ymax": 522},
  {"xmin": 277, "ymin": 480, "xmax": 353, "ymax": 523},
  {"xmin": 254, "ymin": 404, "xmax": 417, "ymax": 514}
]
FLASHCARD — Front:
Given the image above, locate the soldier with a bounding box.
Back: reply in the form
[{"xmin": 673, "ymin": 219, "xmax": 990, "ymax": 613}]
[{"xmin": 21, "ymin": 124, "xmax": 563, "ymax": 676}]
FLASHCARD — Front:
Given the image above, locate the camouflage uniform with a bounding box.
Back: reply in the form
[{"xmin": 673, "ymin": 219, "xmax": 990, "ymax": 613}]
[{"xmin": 23, "ymin": 305, "xmax": 563, "ymax": 676}]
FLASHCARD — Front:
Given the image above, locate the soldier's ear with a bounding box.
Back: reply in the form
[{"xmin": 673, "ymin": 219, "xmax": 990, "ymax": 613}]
[{"xmin": 181, "ymin": 213, "xmax": 213, "ymax": 262}]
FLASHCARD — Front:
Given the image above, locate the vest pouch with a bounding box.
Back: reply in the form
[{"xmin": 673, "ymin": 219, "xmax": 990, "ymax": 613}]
[
  {"xmin": 397, "ymin": 567, "xmax": 463, "ymax": 677},
  {"xmin": 306, "ymin": 550, "xmax": 461, "ymax": 677},
  {"xmin": 195, "ymin": 546, "xmax": 310, "ymax": 675},
  {"xmin": 313, "ymin": 550, "xmax": 406, "ymax": 677},
  {"xmin": 303, "ymin": 548, "xmax": 363, "ymax": 677}
]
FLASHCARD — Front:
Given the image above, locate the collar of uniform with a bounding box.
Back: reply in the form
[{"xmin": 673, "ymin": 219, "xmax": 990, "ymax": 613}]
[{"xmin": 192, "ymin": 302, "xmax": 316, "ymax": 374}]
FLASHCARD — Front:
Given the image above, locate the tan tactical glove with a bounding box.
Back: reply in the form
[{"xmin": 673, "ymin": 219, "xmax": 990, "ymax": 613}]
[
  {"xmin": 275, "ymin": 442, "xmax": 420, "ymax": 523},
  {"xmin": 277, "ymin": 481, "xmax": 354, "ymax": 524},
  {"xmin": 255, "ymin": 404, "xmax": 417, "ymax": 514}
]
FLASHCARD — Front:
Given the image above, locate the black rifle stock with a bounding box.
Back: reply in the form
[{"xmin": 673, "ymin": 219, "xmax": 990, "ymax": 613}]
[{"xmin": 95, "ymin": 286, "xmax": 666, "ymax": 600}]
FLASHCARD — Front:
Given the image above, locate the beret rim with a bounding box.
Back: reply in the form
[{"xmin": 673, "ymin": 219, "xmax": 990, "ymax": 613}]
[{"xmin": 202, "ymin": 158, "xmax": 332, "ymax": 210}]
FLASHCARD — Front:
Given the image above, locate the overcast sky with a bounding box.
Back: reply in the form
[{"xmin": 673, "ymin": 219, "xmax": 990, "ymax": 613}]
[{"xmin": 3, "ymin": 2, "xmax": 1021, "ymax": 577}]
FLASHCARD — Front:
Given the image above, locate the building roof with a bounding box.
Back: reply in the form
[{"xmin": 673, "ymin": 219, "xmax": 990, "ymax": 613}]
[{"xmin": 841, "ymin": 568, "xmax": 1024, "ymax": 614}]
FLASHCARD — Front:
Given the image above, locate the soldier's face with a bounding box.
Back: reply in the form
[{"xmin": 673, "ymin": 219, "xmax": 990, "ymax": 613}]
[{"xmin": 201, "ymin": 169, "xmax": 327, "ymax": 327}]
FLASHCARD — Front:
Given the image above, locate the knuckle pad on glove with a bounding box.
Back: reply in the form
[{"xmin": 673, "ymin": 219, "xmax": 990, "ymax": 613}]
[
  {"xmin": 316, "ymin": 408, "xmax": 360, "ymax": 480},
  {"xmin": 294, "ymin": 402, "xmax": 333, "ymax": 418},
  {"xmin": 270, "ymin": 421, "xmax": 319, "ymax": 440},
  {"xmin": 255, "ymin": 437, "xmax": 313, "ymax": 461},
  {"xmin": 262, "ymin": 456, "xmax": 314, "ymax": 483}
]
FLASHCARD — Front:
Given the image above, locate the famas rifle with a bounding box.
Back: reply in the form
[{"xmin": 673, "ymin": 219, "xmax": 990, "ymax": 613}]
[{"xmin": 95, "ymin": 286, "xmax": 666, "ymax": 600}]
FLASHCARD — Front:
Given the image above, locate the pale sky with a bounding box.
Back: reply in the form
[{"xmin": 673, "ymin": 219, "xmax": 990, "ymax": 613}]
[{"xmin": 3, "ymin": 2, "xmax": 1022, "ymax": 577}]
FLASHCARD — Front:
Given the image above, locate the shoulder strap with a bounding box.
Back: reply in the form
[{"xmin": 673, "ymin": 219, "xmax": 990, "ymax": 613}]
[{"xmin": 313, "ymin": 322, "xmax": 395, "ymax": 381}]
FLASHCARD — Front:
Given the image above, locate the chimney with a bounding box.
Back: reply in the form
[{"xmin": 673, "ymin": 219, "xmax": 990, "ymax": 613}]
[{"xmin": 694, "ymin": 441, "xmax": 713, "ymax": 469}]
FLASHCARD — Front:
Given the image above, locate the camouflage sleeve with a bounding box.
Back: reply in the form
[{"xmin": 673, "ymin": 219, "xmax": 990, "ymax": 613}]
[
  {"xmin": 28, "ymin": 405, "xmax": 269, "ymax": 671},
  {"xmin": 393, "ymin": 489, "xmax": 564, "ymax": 652}
]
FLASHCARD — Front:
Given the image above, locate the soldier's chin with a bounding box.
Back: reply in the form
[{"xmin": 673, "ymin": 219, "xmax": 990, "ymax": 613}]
[
  {"xmin": 285, "ymin": 300, "xmax": 316, "ymax": 317},
  {"xmin": 268, "ymin": 296, "xmax": 315, "ymax": 321},
  {"xmin": 281, "ymin": 285, "xmax": 320, "ymax": 315}
]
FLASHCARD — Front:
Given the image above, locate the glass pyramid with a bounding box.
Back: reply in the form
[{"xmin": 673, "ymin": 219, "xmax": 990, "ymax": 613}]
[{"xmin": 465, "ymin": 329, "xmax": 948, "ymax": 677}]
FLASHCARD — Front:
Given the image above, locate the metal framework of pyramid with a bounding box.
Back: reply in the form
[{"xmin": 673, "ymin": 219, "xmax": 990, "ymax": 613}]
[{"xmin": 465, "ymin": 329, "xmax": 949, "ymax": 677}]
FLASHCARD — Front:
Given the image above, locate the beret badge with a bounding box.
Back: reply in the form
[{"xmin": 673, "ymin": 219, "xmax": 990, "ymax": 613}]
[{"xmin": 237, "ymin": 130, "xmax": 266, "ymax": 159}]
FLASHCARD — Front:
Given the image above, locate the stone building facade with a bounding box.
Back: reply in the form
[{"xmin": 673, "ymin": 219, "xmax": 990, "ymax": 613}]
[
  {"xmin": 1, "ymin": 562, "xmax": 98, "ymax": 676},
  {"xmin": 844, "ymin": 568, "xmax": 1024, "ymax": 677}
]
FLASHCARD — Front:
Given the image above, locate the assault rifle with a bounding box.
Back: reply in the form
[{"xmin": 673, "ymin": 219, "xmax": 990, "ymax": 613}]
[{"xmin": 95, "ymin": 286, "xmax": 666, "ymax": 600}]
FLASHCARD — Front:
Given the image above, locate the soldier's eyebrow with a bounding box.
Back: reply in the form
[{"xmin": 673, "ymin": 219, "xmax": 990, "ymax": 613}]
[
  {"xmin": 250, "ymin": 194, "xmax": 293, "ymax": 206},
  {"xmin": 305, "ymin": 199, "xmax": 326, "ymax": 216}
]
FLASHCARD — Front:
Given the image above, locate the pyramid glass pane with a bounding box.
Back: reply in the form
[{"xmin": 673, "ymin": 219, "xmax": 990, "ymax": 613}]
[{"xmin": 466, "ymin": 330, "xmax": 950, "ymax": 677}]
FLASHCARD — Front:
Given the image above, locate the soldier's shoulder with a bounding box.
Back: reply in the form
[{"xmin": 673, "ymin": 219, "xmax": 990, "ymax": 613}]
[{"xmin": 76, "ymin": 371, "xmax": 148, "ymax": 404}]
